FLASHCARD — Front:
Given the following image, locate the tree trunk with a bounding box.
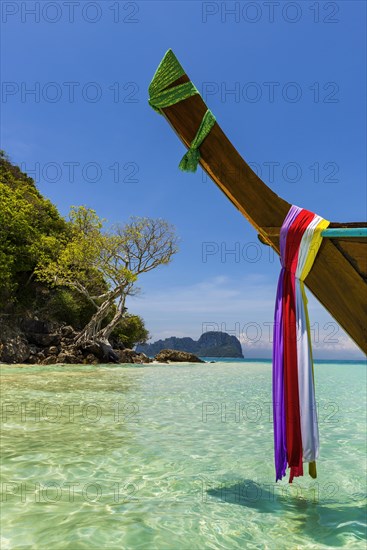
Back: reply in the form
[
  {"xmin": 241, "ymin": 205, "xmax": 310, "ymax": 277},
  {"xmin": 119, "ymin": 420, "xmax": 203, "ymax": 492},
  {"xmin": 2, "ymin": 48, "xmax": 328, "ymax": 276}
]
[
  {"xmin": 74, "ymin": 286, "xmax": 127, "ymax": 346},
  {"xmin": 96, "ymin": 304, "xmax": 126, "ymax": 343},
  {"xmin": 74, "ymin": 297, "xmax": 114, "ymax": 345}
]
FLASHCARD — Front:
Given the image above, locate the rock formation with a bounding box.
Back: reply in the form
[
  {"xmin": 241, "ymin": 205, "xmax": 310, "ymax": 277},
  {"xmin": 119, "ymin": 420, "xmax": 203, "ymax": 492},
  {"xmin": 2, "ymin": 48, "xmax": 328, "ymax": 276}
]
[
  {"xmin": 154, "ymin": 349, "xmax": 204, "ymax": 363},
  {"xmin": 0, "ymin": 317, "xmax": 152, "ymax": 365},
  {"xmin": 137, "ymin": 331, "xmax": 243, "ymax": 358}
]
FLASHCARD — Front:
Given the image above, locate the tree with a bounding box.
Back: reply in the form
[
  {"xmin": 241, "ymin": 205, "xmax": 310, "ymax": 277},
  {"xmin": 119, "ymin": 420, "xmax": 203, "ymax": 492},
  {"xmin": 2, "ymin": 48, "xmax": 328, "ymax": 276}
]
[
  {"xmin": 111, "ymin": 314, "xmax": 150, "ymax": 349},
  {"xmin": 36, "ymin": 206, "xmax": 178, "ymax": 346}
]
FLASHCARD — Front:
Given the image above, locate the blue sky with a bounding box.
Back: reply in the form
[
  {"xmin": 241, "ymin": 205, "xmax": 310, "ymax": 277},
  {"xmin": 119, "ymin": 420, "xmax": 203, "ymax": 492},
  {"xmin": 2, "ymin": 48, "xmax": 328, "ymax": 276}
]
[{"xmin": 1, "ymin": 1, "xmax": 366, "ymax": 358}]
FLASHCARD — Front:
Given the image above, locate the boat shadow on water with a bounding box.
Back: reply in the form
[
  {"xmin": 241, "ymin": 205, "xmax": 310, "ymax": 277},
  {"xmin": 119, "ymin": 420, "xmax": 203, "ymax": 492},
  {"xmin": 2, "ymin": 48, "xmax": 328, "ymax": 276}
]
[{"xmin": 206, "ymin": 479, "xmax": 366, "ymax": 547}]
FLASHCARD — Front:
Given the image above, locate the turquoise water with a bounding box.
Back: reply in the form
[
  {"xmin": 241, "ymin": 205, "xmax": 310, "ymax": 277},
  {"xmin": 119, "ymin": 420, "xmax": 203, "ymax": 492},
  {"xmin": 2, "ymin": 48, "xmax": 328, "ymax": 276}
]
[{"xmin": 1, "ymin": 360, "xmax": 366, "ymax": 549}]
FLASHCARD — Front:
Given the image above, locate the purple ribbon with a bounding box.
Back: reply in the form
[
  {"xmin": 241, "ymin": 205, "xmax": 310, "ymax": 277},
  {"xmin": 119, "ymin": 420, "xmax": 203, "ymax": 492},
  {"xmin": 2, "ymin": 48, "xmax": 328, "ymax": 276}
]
[{"xmin": 272, "ymin": 205, "xmax": 301, "ymax": 481}]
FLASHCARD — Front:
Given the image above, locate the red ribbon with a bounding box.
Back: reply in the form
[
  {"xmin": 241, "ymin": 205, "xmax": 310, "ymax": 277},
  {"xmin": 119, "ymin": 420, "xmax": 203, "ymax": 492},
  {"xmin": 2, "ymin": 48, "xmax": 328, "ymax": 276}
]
[{"xmin": 282, "ymin": 209, "xmax": 315, "ymax": 482}]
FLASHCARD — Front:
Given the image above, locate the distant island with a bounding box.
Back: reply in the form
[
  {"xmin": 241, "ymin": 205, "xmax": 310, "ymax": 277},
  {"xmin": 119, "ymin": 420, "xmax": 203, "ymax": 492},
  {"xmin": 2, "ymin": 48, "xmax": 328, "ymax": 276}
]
[{"xmin": 137, "ymin": 331, "xmax": 244, "ymax": 358}]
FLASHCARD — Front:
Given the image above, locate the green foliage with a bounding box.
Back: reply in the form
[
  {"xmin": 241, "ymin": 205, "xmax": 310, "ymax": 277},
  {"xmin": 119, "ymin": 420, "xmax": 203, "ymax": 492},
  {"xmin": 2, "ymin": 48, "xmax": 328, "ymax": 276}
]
[
  {"xmin": 35, "ymin": 204, "xmax": 108, "ymax": 296},
  {"xmin": 0, "ymin": 153, "xmax": 177, "ymax": 346},
  {"xmin": 0, "ymin": 151, "xmax": 67, "ymax": 307},
  {"xmin": 0, "ymin": 154, "xmax": 105, "ymax": 323},
  {"xmin": 36, "ymin": 205, "xmax": 178, "ymax": 343},
  {"xmin": 44, "ymin": 288, "xmax": 97, "ymax": 329},
  {"xmin": 111, "ymin": 314, "xmax": 150, "ymax": 348}
]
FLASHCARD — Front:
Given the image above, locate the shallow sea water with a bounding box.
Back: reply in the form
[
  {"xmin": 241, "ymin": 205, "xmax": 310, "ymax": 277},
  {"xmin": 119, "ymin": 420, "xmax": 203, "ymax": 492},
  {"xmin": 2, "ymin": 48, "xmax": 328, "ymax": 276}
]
[{"xmin": 0, "ymin": 359, "xmax": 366, "ymax": 549}]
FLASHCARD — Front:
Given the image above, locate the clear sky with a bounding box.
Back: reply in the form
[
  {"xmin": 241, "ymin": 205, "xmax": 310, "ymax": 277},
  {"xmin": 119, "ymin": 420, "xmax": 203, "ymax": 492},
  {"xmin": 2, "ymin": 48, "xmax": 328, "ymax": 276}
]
[{"xmin": 1, "ymin": 0, "xmax": 366, "ymax": 358}]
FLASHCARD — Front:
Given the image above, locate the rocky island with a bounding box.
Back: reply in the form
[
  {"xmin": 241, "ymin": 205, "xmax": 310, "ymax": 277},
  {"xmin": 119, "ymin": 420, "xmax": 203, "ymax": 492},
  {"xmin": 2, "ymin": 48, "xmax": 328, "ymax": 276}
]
[
  {"xmin": 137, "ymin": 331, "xmax": 244, "ymax": 358},
  {"xmin": 0, "ymin": 319, "xmax": 206, "ymax": 365}
]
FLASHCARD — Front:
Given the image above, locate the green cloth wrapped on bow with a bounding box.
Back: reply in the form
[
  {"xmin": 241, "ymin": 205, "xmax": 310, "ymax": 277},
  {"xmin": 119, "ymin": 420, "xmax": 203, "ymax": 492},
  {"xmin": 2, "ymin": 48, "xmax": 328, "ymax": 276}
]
[{"xmin": 148, "ymin": 49, "xmax": 216, "ymax": 172}]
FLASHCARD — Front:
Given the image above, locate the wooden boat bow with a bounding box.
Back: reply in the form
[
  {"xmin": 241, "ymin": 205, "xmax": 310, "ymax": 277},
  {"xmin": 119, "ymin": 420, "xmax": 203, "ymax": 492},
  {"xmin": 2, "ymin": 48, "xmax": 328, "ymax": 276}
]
[{"xmin": 148, "ymin": 50, "xmax": 367, "ymax": 354}]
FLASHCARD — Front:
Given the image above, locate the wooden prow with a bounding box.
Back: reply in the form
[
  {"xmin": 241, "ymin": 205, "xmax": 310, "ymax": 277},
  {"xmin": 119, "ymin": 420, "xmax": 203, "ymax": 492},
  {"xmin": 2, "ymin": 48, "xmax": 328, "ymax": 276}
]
[{"xmin": 150, "ymin": 55, "xmax": 367, "ymax": 354}]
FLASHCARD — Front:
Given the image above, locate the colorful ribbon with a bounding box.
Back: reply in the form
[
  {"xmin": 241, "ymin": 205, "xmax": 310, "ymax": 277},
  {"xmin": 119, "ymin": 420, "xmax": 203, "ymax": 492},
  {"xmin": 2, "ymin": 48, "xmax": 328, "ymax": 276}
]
[{"xmin": 273, "ymin": 205, "xmax": 330, "ymax": 483}]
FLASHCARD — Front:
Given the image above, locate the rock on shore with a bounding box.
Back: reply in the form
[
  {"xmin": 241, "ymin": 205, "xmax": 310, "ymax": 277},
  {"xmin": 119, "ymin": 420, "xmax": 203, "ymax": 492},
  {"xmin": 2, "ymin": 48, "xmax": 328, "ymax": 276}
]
[
  {"xmin": 0, "ymin": 318, "xmax": 152, "ymax": 365},
  {"xmin": 154, "ymin": 349, "xmax": 204, "ymax": 363},
  {"xmin": 0, "ymin": 319, "xmax": 211, "ymax": 366}
]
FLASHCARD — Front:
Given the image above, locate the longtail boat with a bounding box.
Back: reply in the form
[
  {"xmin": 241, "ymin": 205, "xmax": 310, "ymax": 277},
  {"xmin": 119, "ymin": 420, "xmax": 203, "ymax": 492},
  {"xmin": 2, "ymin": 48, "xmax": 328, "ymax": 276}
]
[{"xmin": 148, "ymin": 50, "xmax": 367, "ymax": 355}]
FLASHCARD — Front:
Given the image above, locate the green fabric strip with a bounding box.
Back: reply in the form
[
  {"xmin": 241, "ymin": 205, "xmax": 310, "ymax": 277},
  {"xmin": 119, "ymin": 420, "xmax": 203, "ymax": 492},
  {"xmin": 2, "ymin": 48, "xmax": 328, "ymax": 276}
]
[
  {"xmin": 179, "ymin": 110, "xmax": 216, "ymax": 172},
  {"xmin": 148, "ymin": 49, "xmax": 185, "ymax": 99},
  {"xmin": 148, "ymin": 49, "xmax": 216, "ymax": 172},
  {"xmin": 148, "ymin": 49, "xmax": 198, "ymax": 113},
  {"xmin": 149, "ymin": 81, "xmax": 198, "ymax": 113}
]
